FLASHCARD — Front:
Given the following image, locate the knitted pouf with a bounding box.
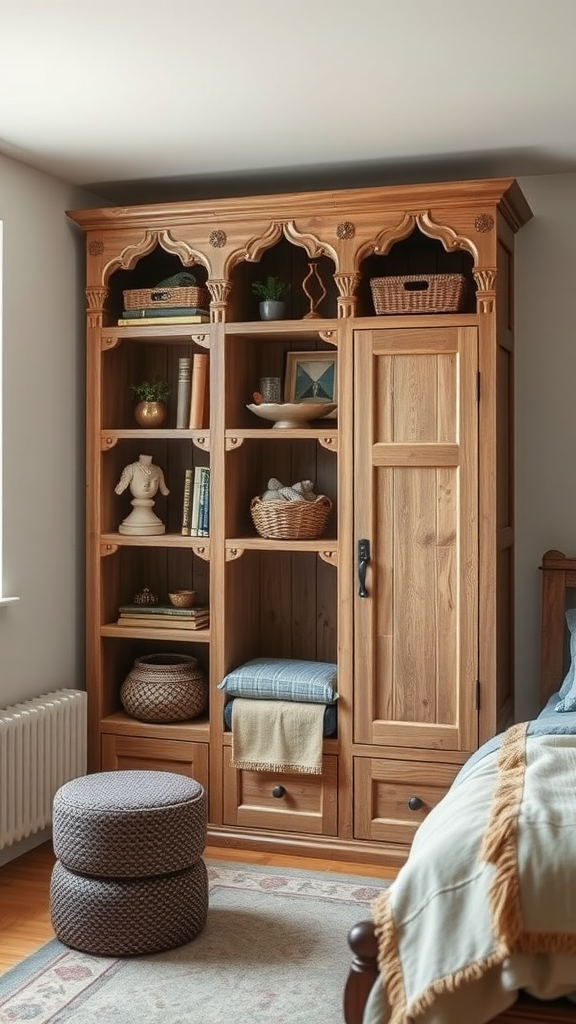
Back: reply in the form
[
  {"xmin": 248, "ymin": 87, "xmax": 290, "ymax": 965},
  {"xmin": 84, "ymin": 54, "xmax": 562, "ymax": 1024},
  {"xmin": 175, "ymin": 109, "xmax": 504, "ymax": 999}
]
[
  {"xmin": 50, "ymin": 858, "xmax": 208, "ymax": 956},
  {"xmin": 50, "ymin": 770, "xmax": 208, "ymax": 956}
]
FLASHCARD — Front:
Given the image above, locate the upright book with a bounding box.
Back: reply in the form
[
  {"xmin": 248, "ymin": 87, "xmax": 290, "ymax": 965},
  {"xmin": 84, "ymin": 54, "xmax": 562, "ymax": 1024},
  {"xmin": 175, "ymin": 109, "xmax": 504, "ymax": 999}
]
[
  {"xmin": 189, "ymin": 352, "xmax": 208, "ymax": 429},
  {"xmin": 181, "ymin": 468, "xmax": 193, "ymax": 534},
  {"xmin": 176, "ymin": 358, "xmax": 191, "ymax": 428}
]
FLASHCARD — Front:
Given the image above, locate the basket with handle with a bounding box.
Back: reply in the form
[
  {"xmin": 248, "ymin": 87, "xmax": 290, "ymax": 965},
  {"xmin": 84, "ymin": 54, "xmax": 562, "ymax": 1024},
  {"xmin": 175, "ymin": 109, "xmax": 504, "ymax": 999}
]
[
  {"xmin": 370, "ymin": 273, "xmax": 466, "ymax": 314},
  {"xmin": 123, "ymin": 272, "xmax": 210, "ymax": 311},
  {"xmin": 250, "ymin": 495, "xmax": 332, "ymax": 540}
]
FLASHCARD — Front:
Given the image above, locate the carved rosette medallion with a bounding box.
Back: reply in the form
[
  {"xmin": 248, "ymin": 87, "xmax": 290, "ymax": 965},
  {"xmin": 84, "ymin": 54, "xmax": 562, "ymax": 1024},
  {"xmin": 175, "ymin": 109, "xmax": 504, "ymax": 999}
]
[
  {"xmin": 336, "ymin": 221, "xmax": 355, "ymax": 240},
  {"xmin": 209, "ymin": 229, "xmax": 227, "ymax": 248},
  {"xmin": 88, "ymin": 240, "xmax": 104, "ymax": 255},
  {"xmin": 474, "ymin": 214, "xmax": 494, "ymax": 233}
]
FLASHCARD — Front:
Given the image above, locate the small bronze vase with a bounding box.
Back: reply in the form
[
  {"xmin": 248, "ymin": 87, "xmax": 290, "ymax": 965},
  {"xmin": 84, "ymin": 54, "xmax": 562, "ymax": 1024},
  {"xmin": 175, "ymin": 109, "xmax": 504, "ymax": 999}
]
[{"xmin": 134, "ymin": 401, "xmax": 167, "ymax": 428}]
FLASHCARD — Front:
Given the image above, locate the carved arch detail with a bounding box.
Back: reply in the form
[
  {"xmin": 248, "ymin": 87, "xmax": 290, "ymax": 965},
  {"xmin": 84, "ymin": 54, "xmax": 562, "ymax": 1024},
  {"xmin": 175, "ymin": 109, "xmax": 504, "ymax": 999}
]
[
  {"xmin": 102, "ymin": 230, "xmax": 211, "ymax": 286},
  {"xmin": 226, "ymin": 220, "xmax": 338, "ymax": 276},
  {"xmin": 355, "ymin": 211, "xmax": 479, "ymax": 269}
]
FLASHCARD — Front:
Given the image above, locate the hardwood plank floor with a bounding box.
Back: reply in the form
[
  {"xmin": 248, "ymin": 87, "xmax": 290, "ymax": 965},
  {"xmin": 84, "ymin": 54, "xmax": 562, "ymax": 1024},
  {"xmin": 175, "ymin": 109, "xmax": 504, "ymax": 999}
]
[{"xmin": 0, "ymin": 841, "xmax": 394, "ymax": 974}]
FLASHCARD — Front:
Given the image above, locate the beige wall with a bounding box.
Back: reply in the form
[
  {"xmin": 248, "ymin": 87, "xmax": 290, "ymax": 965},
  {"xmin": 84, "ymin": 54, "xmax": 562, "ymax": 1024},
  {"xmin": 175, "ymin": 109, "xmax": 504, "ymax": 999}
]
[
  {"xmin": 515, "ymin": 172, "xmax": 576, "ymax": 719},
  {"xmin": 0, "ymin": 154, "xmax": 101, "ymax": 711}
]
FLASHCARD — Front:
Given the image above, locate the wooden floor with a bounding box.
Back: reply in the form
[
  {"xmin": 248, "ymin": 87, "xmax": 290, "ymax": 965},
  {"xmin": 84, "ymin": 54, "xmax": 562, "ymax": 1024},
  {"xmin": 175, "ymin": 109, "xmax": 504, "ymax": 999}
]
[{"xmin": 0, "ymin": 841, "xmax": 394, "ymax": 974}]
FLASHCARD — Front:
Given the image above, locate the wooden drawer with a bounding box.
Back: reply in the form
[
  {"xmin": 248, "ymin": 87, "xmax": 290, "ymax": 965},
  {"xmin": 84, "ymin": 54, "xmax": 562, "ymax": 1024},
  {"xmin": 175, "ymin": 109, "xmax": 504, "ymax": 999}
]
[
  {"xmin": 354, "ymin": 757, "xmax": 459, "ymax": 846},
  {"xmin": 222, "ymin": 751, "xmax": 338, "ymax": 835},
  {"xmin": 101, "ymin": 733, "xmax": 209, "ymax": 790}
]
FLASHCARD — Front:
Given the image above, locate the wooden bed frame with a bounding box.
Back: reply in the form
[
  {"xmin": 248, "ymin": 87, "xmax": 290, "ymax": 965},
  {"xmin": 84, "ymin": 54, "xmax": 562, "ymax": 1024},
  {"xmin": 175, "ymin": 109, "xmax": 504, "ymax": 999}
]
[{"xmin": 343, "ymin": 550, "xmax": 576, "ymax": 1024}]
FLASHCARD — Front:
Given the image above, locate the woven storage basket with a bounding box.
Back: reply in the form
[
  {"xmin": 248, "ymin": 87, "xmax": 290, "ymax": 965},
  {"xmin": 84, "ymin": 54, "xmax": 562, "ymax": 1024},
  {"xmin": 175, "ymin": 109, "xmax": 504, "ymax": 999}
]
[
  {"xmin": 370, "ymin": 273, "xmax": 466, "ymax": 314},
  {"xmin": 120, "ymin": 653, "xmax": 207, "ymax": 723},
  {"xmin": 250, "ymin": 495, "xmax": 332, "ymax": 540},
  {"xmin": 123, "ymin": 284, "xmax": 210, "ymax": 310}
]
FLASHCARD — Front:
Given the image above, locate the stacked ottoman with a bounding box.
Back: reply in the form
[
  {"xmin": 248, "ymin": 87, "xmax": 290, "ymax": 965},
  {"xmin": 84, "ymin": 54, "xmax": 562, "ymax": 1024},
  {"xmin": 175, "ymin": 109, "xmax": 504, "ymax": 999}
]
[{"xmin": 50, "ymin": 770, "xmax": 208, "ymax": 956}]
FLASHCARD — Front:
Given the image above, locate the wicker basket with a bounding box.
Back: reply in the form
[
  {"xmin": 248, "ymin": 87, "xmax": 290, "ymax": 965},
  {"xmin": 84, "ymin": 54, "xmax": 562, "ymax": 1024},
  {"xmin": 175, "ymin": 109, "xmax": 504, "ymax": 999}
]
[
  {"xmin": 370, "ymin": 273, "xmax": 466, "ymax": 314},
  {"xmin": 250, "ymin": 495, "xmax": 332, "ymax": 540},
  {"xmin": 120, "ymin": 653, "xmax": 207, "ymax": 723},
  {"xmin": 123, "ymin": 284, "xmax": 210, "ymax": 310}
]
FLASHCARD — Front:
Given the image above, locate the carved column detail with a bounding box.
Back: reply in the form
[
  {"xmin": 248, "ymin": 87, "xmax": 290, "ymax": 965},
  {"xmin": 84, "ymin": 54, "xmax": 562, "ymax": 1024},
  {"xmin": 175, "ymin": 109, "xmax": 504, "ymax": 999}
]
[
  {"xmin": 334, "ymin": 273, "xmax": 361, "ymax": 318},
  {"xmin": 207, "ymin": 279, "xmax": 231, "ymax": 323},
  {"xmin": 86, "ymin": 287, "xmax": 108, "ymax": 328},
  {"xmin": 473, "ymin": 268, "xmax": 497, "ymax": 314}
]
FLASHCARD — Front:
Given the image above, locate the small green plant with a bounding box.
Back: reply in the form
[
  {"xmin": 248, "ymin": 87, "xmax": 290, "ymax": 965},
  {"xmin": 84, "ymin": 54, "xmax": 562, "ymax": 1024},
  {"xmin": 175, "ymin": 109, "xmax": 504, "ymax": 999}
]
[
  {"xmin": 251, "ymin": 276, "xmax": 291, "ymax": 301},
  {"xmin": 130, "ymin": 377, "xmax": 170, "ymax": 403}
]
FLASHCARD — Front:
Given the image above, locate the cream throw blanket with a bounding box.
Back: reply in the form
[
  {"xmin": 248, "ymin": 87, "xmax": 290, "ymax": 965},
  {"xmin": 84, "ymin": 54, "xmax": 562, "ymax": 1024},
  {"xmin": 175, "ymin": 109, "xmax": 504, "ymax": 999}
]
[
  {"xmin": 371, "ymin": 723, "xmax": 576, "ymax": 1024},
  {"xmin": 230, "ymin": 698, "xmax": 325, "ymax": 774}
]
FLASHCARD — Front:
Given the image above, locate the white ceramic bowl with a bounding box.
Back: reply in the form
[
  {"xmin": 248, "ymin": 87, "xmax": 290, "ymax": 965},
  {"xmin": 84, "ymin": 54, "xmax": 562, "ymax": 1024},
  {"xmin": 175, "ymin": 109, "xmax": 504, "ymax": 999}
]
[{"xmin": 246, "ymin": 402, "xmax": 337, "ymax": 429}]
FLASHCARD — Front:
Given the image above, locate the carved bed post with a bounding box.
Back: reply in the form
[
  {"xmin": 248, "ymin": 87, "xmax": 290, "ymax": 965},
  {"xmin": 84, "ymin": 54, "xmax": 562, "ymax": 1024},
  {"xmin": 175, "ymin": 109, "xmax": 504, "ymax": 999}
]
[{"xmin": 344, "ymin": 919, "xmax": 380, "ymax": 1024}]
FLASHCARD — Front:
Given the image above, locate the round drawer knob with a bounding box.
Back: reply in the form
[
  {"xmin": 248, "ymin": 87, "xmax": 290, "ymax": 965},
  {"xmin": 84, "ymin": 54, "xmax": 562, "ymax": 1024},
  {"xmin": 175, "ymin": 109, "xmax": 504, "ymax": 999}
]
[
  {"xmin": 272, "ymin": 785, "xmax": 286, "ymax": 799},
  {"xmin": 408, "ymin": 796, "xmax": 423, "ymax": 811}
]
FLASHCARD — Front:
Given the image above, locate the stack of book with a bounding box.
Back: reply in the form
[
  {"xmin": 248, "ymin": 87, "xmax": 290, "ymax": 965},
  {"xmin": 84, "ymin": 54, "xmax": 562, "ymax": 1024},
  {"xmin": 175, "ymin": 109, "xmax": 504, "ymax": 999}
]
[
  {"xmin": 117, "ymin": 604, "xmax": 210, "ymax": 630},
  {"xmin": 181, "ymin": 466, "xmax": 210, "ymax": 536},
  {"xmin": 118, "ymin": 307, "xmax": 210, "ymax": 326}
]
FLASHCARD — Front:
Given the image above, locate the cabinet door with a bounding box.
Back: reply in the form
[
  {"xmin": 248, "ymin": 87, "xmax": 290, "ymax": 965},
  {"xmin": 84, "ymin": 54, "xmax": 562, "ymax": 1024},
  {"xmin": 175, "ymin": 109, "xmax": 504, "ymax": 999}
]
[{"xmin": 354, "ymin": 327, "xmax": 478, "ymax": 752}]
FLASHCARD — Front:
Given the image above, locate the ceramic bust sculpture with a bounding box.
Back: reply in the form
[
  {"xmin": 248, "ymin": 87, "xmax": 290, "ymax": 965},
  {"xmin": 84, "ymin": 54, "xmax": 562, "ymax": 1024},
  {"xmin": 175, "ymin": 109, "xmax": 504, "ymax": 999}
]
[{"xmin": 115, "ymin": 454, "xmax": 170, "ymax": 535}]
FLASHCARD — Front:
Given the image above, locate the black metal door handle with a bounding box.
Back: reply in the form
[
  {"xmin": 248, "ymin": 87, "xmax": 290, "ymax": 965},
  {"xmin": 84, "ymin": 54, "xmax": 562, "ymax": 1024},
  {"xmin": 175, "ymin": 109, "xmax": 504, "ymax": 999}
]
[{"xmin": 358, "ymin": 539, "xmax": 370, "ymax": 598}]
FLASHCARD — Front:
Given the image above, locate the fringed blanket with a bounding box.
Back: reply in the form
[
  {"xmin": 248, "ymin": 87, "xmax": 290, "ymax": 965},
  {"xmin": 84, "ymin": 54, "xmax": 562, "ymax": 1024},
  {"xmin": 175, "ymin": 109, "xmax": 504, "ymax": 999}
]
[
  {"xmin": 230, "ymin": 698, "xmax": 325, "ymax": 774},
  {"xmin": 371, "ymin": 723, "xmax": 576, "ymax": 1024}
]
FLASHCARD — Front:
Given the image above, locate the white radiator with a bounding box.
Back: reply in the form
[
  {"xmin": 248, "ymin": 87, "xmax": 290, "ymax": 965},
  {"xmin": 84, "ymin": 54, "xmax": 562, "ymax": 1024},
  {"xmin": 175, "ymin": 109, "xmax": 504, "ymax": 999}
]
[{"xmin": 0, "ymin": 688, "xmax": 87, "ymax": 850}]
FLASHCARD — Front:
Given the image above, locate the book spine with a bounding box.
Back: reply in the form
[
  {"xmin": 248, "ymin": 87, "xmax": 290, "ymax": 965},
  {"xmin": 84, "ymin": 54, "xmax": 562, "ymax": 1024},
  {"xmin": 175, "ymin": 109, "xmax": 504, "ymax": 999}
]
[
  {"xmin": 117, "ymin": 315, "xmax": 209, "ymax": 325},
  {"xmin": 176, "ymin": 357, "xmax": 192, "ymax": 429},
  {"xmin": 189, "ymin": 353, "xmax": 208, "ymax": 429},
  {"xmin": 189, "ymin": 466, "xmax": 203, "ymax": 536},
  {"xmin": 198, "ymin": 467, "xmax": 211, "ymax": 537},
  {"xmin": 181, "ymin": 468, "xmax": 193, "ymax": 535},
  {"xmin": 120, "ymin": 307, "xmax": 208, "ymax": 319}
]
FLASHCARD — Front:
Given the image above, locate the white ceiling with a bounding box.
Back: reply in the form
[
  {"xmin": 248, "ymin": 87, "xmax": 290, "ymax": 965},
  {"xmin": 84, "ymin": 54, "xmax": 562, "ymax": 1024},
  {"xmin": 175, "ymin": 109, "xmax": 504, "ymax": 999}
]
[{"xmin": 1, "ymin": 0, "xmax": 575, "ymax": 204}]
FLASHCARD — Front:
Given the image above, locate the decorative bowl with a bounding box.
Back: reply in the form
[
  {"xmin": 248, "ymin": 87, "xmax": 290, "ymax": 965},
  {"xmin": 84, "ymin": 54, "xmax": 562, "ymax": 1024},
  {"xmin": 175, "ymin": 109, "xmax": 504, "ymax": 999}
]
[
  {"xmin": 246, "ymin": 402, "xmax": 337, "ymax": 429},
  {"xmin": 168, "ymin": 589, "xmax": 196, "ymax": 608}
]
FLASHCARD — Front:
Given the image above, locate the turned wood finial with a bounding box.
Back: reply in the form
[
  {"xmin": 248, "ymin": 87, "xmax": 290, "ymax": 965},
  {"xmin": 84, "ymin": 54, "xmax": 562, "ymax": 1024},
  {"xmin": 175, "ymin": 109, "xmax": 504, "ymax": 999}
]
[{"xmin": 347, "ymin": 919, "xmax": 378, "ymax": 964}]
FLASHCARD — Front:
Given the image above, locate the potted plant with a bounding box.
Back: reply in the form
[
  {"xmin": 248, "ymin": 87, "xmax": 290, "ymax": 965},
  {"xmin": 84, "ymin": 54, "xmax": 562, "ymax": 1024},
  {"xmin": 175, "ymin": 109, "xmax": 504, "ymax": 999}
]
[
  {"xmin": 251, "ymin": 276, "xmax": 290, "ymax": 321},
  {"xmin": 130, "ymin": 377, "xmax": 170, "ymax": 428}
]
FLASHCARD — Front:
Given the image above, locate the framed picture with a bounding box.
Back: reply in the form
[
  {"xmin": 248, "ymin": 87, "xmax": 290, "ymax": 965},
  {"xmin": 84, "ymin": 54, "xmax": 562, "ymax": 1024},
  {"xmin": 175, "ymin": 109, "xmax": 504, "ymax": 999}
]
[{"xmin": 284, "ymin": 351, "xmax": 338, "ymax": 404}]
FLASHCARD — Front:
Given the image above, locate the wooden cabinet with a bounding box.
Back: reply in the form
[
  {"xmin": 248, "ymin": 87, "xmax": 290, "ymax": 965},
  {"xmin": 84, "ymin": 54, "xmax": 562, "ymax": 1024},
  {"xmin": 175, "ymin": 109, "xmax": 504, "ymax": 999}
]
[{"xmin": 69, "ymin": 177, "xmax": 531, "ymax": 865}]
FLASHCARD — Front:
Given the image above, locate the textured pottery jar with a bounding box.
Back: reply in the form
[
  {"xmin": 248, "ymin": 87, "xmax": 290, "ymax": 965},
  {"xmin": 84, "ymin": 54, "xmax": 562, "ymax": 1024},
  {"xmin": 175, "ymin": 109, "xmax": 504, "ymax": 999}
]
[
  {"xmin": 134, "ymin": 401, "xmax": 167, "ymax": 428},
  {"xmin": 120, "ymin": 653, "xmax": 207, "ymax": 723}
]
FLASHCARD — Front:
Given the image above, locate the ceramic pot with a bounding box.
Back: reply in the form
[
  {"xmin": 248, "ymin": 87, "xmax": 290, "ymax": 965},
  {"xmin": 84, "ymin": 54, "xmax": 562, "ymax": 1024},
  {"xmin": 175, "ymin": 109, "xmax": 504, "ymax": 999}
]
[
  {"xmin": 259, "ymin": 300, "xmax": 286, "ymax": 321},
  {"xmin": 120, "ymin": 653, "xmax": 207, "ymax": 723},
  {"xmin": 134, "ymin": 401, "xmax": 167, "ymax": 428}
]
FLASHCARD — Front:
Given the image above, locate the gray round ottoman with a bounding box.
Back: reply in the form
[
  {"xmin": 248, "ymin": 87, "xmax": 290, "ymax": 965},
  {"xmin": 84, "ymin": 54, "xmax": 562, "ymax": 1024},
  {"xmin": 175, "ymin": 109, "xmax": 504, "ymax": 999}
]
[{"xmin": 50, "ymin": 770, "xmax": 208, "ymax": 956}]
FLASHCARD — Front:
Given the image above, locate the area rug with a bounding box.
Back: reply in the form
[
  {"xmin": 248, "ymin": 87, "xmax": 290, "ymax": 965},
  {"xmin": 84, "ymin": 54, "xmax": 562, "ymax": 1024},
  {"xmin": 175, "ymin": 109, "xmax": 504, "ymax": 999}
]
[{"xmin": 0, "ymin": 860, "xmax": 386, "ymax": 1024}]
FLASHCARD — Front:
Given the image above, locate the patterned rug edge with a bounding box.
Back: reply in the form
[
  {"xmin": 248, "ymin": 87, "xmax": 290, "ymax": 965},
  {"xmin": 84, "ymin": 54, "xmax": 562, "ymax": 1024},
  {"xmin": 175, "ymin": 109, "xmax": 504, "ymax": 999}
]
[{"xmin": 0, "ymin": 859, "xmax": 386, "ymax": 994}]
